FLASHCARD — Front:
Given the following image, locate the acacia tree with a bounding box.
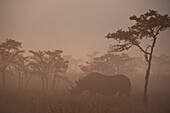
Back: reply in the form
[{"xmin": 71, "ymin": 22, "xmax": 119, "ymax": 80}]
[
  {"xmin": 52, "ymin": 54, "xmax": 69, "ymax": 89},
  {"xmin": 12, "ymin": 54, "xmax": 29, "ymax": 88},
  {"xmin": 104, "ymin": 52, "xmax": 135, "ymax": 75},
  {"xmin": 29, "ymin": 50, "xmax": 51, "ymax": 90},
  {"xmin": 80, "ymin": 50, "xmax": 136, "ymax": 75},
  {"xmin": 29, "ymin": 50, "xmax": 68, "ymax": 90},
  {"xmin": 0, "ymin": 39, "xmax": 24, "ymax": 90},
  {"xmin": 64, "ymin": 55, "xmax": 82, "ymax": 76},
  {"xmin": 79, "ymin": 51, "xmax": 100, "ymax": 74},
  {"xmin": 44, "ymin": 50, "xmax": 68, "ymax": 89},
  {"xmin": 106, "ymin": 10, "xmax": 170, "ymax": 105}
]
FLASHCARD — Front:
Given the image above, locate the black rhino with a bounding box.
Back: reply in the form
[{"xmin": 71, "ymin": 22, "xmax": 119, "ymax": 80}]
[{"xmin": 68, "ymin": 72, "xmax": 131, "ymax": 96}]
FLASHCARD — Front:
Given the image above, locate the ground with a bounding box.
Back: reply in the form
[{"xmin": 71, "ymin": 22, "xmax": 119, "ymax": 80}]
[{"xmin": 0, "ymin": 89, "xmax": 170, "ymax": 113}]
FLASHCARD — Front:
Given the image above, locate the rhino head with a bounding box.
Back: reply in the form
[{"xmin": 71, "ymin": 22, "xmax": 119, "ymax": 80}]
[{"xmin": 67, "ymin": 80, "xmax": 83, "ymax": 95}]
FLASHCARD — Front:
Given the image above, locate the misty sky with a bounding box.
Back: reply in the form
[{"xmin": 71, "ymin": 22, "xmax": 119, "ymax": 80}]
[{"xmin": 0, "ymin": 0, "xmax": 170, "ymax": 59}]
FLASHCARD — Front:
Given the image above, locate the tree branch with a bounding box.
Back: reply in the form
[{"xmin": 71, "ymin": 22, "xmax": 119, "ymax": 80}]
[
  {"xmin": 135, "ymin": 43, "xmax": 150, "ymax": 55},
  {"xmin": 155, "ymin": 26, "xmax": 162, "ymax": 36}
]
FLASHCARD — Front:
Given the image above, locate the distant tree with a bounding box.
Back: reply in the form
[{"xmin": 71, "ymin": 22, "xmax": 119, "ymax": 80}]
[
  {"xmin": 152, "ymin": 54, "xmax": 170, "ymax": 78},
  {"xmin": 12, "ymin": 54, "xmax": 29, "ymax": 88},
  {"xmin": 45, "ymin": 50, "xmax": 69, "ymax": 89},
  {"xmin": 104, "ymin": 51, "xmax": 135, "ymax": 75},
  {"xmin": 0, "ymin": 39, "xmax": 24, "ymax": 90},
  {"xmin": 123, "ymin": 56, "xmax": 143, "ymax": 76},
  {"xmin": 29, "ymin": 50, "xmax": 50, "ymax": 90},
  {"xmin": 29, "ymin": 50, "xmax": 68, "ymax": 90},
  {"xmin": 86, "ymin": 51, "xmax": 99, "ymax": 64},
  {"xmin": 64, "ymin": 55, "xmax": 82, "ymax": 76},
  {"xmin": 79, "ymin": 51, "xmax": 100, "ymax": 74},
  {"xmin": 106, "ymin": 10, "xmax": 170, "ymax": 105},
  {"xmin": 80, "ymin": 50, "xmax": 136, "ymax": 75}
]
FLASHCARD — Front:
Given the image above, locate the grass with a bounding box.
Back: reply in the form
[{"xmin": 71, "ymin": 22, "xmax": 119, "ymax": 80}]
[{"xmin": 0, "ymin": 89, "xmax": 170, "ymax": 113}]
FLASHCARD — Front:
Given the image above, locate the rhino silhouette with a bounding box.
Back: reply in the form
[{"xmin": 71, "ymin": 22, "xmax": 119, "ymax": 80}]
[{"xmin": 68, "ymin": 72, "xmax": 131, "ymax": 96}]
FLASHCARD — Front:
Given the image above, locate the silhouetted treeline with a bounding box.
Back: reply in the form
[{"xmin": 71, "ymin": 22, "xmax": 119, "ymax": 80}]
[
  {"xmin": 0, "ymin": 39, "xmax": 170, "ymax": 89},
  {"xmin": 79, "ymin": 50, "xmax": 141, "ymax": 75},
  {"xmin": 0, "ymin": 39, "xmax": 69, "ymax": 90},
  {"xmin": 1, "ymin": 38, "xmax": 170, "ymax": 91}
]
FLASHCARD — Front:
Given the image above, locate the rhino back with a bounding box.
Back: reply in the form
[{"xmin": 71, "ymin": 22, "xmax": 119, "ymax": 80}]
[
  {"xmin": 112, "ymin": 75, "xmax": 131, "ymax": 92},
  {"xmin": 76, "ymin": 72, "xmax": 131, "ymax": 94}
]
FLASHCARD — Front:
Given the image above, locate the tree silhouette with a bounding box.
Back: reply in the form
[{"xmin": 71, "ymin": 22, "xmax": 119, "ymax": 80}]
[
  {"xmin": 29, "ymin": 50, "xmax": 49, "ymax": 90},
  {"xmin": 64, "ymin": 55, "xmax": 83, "ymax": 77},
  {"xmin": 106, "ymin": 10, "xmax": 170, "ymax": 105},
  {"xmin": 12, "ymin": 54, "xmax": 29, "ymax": 88},
  {"xmin": 152, "ymin": 54, "xmax": 170, "ymax": 79},
  {"xmin": 79, "ymin": 51, "xmax": 101, "ymax": 74},
  {"xmin": 0, "ymin": 39, "xmax": 24, "ymax": 90},
  {"xmin": 80, "ymin": 50, "xmax": 136, "ymax": 75},
  {"xmin": 45, "ymin": 50, "xmax": 69, "ymax": 89},
  {"xmin": 29, "ymin": 50, "xmax": 68, "ymax": 90}
]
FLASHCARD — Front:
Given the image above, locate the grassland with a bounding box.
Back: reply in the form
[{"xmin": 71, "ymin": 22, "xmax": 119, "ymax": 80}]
[{"xmin": 0, "ymin": 89, "xmax": 170, "ymax": 113}]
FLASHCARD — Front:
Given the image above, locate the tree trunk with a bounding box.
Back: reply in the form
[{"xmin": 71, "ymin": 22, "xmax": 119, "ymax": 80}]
[
  {"xmin": 42, "ymin": 78, "xmax": 45, "ymax": 90},
  {"xmin": 116, "ymin": 65, "xmax": 120, "ymax": 75},
  {"xmin": 2, "ymin": 70, "xmax": 6, "ymax": 90},
  {"xmin": 144, "ymin": 38, "xmax": 157, "ymax": 106},
  {"xmin": 25, "ymin": 75, "xmax": 31, "ymax": 88},
  {"xmin": 45, "ymin": 76, "xmax": 48, "ymax": 90},
  {"xmin": 52, "ymin": 75, "xmax": 56, "ymax": 89},
  {"xmin": 21, "ymin": 77, "xmax": 24, "ymax": 89},
  {"xmin": 24, "ymin": 74, "xmax": 27, "ymax": 88},
  {"xmin": 18, "ymin": 76, "xmax": 21, "ymax": 88},
  {"xmin": 144, "ymin": 57, "xmax": 152, "ymax": 106}
]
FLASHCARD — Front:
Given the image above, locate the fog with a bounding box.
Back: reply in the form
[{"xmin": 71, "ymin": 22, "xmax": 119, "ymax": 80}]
[
  {"xmin": 0, "ymin": 0, "xmax": 170, "ymax": 58},
  {"xmin": 0, "ymin": 0, "xmax": 170, "ymax": 113}
]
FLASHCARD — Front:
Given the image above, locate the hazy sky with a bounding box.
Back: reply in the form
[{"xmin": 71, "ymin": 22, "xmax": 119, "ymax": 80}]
[{"xmin": 0, "ymin": 0, "xmax": 170, "ymax": 59}]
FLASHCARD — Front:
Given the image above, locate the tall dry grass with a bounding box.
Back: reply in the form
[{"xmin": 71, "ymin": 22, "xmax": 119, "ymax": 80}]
[{"xmin": 0, "ymin": 89, "xmax": 170, "ymax": 113}]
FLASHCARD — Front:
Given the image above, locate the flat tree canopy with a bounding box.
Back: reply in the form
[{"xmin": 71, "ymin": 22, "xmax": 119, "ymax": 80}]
[{"xmin": 106, "ymin": 10, "xmax": 170, "ymax": 106}]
